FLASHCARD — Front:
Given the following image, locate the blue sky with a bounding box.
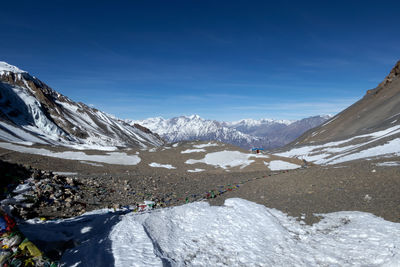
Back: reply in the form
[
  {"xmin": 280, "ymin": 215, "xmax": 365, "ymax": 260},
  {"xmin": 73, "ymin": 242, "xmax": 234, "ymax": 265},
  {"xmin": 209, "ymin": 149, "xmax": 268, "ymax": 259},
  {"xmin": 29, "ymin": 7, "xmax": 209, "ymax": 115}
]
[{"xmin": 1, "ymin": 0, "xmax": 399, "ymax": 121}]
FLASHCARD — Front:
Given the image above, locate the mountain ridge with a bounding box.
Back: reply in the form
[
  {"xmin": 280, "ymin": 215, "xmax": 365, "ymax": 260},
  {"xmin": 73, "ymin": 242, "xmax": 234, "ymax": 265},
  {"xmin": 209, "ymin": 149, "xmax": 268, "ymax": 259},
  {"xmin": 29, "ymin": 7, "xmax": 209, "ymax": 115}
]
[
  {"xmin": 0, "ymin": 61, "xmax": 164, "ymax": 149},
  {"xmin": 291, "ymin": 60, "xmax": 400, "ymax": 146},
  {"xmin": 276, "ymin": 60, "xmax": 400, "ymax": 165},
  {"xmin": 129, "ymin": 114, "xmax": 330, "ymax": 150}
]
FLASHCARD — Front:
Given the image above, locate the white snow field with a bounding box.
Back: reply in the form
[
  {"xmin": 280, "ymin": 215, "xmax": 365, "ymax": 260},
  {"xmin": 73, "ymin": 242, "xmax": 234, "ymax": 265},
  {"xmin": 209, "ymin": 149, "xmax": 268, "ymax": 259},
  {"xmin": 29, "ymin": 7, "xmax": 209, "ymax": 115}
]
[
  {"xmin": 0, "ymin": 142, "xmax": 141, "ymax": 165},
  {"xmin": 185, "ymin": 150, "xmax": 269, "ymax": 169},
  {"xmin": 265, "ymin": 160, "xmax": 301, "ymax": 171},
  {"xmin": 148, "ymin": 162, "xmax": 176, "ymax": 169},
  {"xmin": 181, "ymin": 148, "xmax": 206, "ymax": 154},
  {"xmin": 19, "ymin": 198, "xmax": 400, "ymax": 266},
  {"xmin": 275, "ymin": 125, "xmax": 400, "ymax": 164}
]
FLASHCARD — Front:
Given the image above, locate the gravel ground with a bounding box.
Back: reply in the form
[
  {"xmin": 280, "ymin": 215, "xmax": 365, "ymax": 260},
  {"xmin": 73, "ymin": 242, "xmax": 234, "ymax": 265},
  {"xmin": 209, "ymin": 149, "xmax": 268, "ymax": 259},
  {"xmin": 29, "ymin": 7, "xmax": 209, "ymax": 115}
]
[
  {"xmin": 208, "ymin": 157, "xmax": 400, "ymax": 224},
  {"xmin": 0, "ymin": 142, "xmax": 399, "ymax": 225}
]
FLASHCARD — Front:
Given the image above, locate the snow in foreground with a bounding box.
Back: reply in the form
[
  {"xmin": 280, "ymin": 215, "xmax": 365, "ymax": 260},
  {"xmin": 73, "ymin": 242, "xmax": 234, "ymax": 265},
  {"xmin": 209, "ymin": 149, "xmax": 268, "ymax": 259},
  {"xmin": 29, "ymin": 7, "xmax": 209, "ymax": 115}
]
[{"xmin": 20, "ymin": 199, "xmax": 400, "ymax": 266}]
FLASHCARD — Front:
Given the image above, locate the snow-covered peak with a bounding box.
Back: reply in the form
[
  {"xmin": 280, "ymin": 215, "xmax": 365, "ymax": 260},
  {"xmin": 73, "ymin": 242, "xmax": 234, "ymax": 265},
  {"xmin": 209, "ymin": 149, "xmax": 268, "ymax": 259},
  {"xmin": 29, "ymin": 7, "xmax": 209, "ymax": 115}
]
[
  {"xmin": 0, "ymin": 61, "xmax": 26, "ymax": 74},
  {"xmin": 129, "ymin": 114, "xmax": 260, "ymax": 146},
  {"xmin": 228, "ymin": 118, "xmax": 295, "ymax": 127},
  {"xmin": 187, "ymin": 114, "xmax": 201, "ymax": 120},
  {"xmin": 130, "ymin": 114, "xmax": 330, "ymax": 149},
  {"xmin": 321, "ymin": 114, "xmax": 333, "ymax": 120},
  {"xmin": 0, "ymin": 64, "xmax": 164, "ymax": 149}
]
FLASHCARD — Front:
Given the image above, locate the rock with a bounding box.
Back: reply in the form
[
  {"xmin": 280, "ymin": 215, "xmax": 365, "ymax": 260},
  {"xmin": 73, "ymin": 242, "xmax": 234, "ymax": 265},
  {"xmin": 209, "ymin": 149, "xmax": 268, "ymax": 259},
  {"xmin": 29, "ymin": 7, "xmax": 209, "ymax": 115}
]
[{"xmin": 32, "ymin": 170, "xmax": 41, "ymax": 179}]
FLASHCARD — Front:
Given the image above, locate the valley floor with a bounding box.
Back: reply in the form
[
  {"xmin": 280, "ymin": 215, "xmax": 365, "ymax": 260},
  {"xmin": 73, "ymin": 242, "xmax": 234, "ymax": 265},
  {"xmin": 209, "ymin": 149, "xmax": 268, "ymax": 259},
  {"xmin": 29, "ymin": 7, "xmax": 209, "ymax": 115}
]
[
  {"xmin": 0, "ymin": 141, "xmax": 399, "ymax": 265},
  {"xmin": 1, "ymin": 144, "xmax": 399, "ymax": 224}
]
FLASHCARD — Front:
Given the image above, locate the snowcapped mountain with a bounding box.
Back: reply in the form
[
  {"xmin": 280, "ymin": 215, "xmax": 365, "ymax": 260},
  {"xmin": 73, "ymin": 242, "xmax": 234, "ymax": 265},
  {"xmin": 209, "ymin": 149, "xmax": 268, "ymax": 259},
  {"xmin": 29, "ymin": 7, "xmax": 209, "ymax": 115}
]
[
  {"xmin": 129, "ymin": 114, "xmax": 330, "ymax": 150},
  {"xmin": 276, "ymin": 60, "xmax": 400, "ymax": 164},
  {"xmin": 128, "ymin": 115, "xmax": 264, "ymax": 149},
  {"xmin": 0, "ymin": 61, "xmax": 164, "ymax": 149},
  {"xmin": 225, "ymin": 115, "xmax": 330, "ymax": 148},
  {"xmin": 225, "ymin": 118, "xmax": 295, "ymax": 128}
]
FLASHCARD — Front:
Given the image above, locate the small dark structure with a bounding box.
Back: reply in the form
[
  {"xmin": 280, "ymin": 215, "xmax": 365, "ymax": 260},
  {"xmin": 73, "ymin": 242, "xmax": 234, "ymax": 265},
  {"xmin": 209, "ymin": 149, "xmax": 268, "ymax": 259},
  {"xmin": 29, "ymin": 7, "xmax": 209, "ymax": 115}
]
[{"xmin": 251, "ymin": 148, "xmax": 264, "ymax": 154}]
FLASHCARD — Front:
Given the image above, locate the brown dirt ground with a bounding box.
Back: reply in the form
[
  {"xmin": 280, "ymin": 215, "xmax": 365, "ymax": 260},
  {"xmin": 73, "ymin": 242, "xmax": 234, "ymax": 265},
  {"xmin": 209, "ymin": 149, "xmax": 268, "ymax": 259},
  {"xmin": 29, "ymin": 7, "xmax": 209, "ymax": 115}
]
[{"xmin": 0, "ymin": 142, "xmax": 399, "ymax": 225}]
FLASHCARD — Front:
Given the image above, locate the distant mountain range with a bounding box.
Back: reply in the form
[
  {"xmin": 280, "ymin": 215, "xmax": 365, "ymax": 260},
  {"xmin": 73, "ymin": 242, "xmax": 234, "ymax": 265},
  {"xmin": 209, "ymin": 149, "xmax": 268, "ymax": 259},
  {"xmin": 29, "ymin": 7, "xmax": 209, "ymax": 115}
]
[
  {"xmin": 129, "ymin": 114, "xmax": 330, "ymax": 150},
  {"xmin": 0, "ymin": 62, "xmax": 164, "ymax": 149}
]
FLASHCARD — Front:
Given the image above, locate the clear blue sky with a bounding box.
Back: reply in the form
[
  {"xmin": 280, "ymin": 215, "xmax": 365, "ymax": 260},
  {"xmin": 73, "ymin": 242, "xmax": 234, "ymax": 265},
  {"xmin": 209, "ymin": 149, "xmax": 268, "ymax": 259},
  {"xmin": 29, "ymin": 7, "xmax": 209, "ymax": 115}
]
[{"xmin": 1, "ymin": 0, "xmax": 399, "ymax": 121}]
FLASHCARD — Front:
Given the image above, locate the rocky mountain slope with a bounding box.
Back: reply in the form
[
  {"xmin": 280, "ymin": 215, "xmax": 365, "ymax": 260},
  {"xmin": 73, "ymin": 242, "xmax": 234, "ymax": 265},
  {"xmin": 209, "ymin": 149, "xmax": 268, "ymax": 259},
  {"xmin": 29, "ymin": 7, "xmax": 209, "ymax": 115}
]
[
  {"xmin": 0, "ymin": 62, "xmax": 164, "ymax": 149},
  {"xmin": 276, "ymin": 60, "xmax": 400, "ymax": 164},
  {"xmin": 129, "ymin": 115, "xmax": 329, "ymax": 150}
]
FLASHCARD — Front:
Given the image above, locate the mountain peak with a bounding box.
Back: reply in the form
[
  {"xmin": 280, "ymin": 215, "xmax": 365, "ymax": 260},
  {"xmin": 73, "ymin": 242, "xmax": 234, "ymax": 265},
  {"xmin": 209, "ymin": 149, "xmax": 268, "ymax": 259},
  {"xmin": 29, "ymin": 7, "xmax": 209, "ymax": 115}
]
[
  {"xmin": 0, "ymin": 61, "xmax": 26, "ymax": 74},
  {"xmin": 187, "ymin": 114, "xmax": 201, "ymax": 120},
  {"xmin": 377, "ymin": 60, "xmax": 400, "ymax": 89},
  {"xmin": 131, "ymin": 115, "xmax": 329, "ymax": 149},
  {"xmin": 0, "ymin": 63, "xmax": 164, "ymax": 148},
  {"xmin": 388, "ymin": 60, "xmax": 400, "ymax": 79}
]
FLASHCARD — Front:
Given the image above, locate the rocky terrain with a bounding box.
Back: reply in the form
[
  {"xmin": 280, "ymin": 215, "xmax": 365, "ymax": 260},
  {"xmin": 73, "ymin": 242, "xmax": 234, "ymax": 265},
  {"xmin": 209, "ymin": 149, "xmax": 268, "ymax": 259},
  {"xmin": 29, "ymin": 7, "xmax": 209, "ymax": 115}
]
[
  {"xmin": 1, "ymin": 147, "xmax": 399, "ymax": 226},
  {"xmin": 0, "ymin": 140, "xmax": 306, "ymax": 221}
]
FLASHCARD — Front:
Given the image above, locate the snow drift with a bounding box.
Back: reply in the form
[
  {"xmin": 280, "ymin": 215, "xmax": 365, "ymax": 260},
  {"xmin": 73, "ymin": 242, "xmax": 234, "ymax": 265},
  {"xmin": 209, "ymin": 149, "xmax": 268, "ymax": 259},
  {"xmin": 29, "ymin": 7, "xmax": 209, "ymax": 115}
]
[{"xmin": 19, "ymin": 198, "xmax": 400, "ymax": 266}]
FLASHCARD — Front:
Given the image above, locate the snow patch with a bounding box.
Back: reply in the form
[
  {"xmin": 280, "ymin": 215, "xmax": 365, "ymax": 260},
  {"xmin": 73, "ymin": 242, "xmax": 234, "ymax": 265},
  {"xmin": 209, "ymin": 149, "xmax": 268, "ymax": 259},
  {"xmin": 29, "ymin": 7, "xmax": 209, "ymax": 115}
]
[
  {"xmin": 80, "ymin": 226, "xmax": 92, "ymax": 234},
  {"xmin": 0, "ymin": 142, "xmax": 141, "ymax": 165},
  {"xmin": 185, "ymin": 150, "xmax": 269, "ymax": 169},
  {"xmin": 193, "ymin": 142, "xmax": 219, "ymax": 148},
  {"xmin": 265, "ymin": 160, "xmax": 301, "ymax": 171},
  {"xmin": 181, "ymin": 148, "xmax": 206, "ymax": 154},
  {"xmin": 187, "ymin": 168, "xmax": 205, "ymax": 173},
  {"xmin": 276, "ymin": 125, "xmax": 400, "ymax": 165},
  {"xmin": 375, "ymin": 161, "xmax": 400, "ymax": 167},
  {"xmin": 79, "ymin": 161, "xmax": 104, "ymax": 167},
  {"xmin": 0, "ymin": 61, "xmax": 26, "ymax": 74},
  {"xmin": 148, "ymin": 162, "xmax": 176, "ymax": 169}
]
